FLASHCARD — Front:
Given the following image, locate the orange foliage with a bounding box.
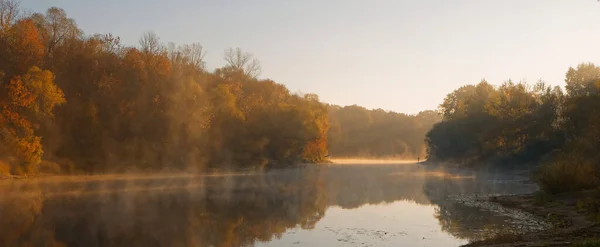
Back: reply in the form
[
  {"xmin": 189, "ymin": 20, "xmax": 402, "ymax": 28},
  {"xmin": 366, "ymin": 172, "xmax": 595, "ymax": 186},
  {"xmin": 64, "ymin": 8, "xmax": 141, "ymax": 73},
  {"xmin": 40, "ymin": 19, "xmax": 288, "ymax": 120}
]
[
  {"xmin": 9, "ymin": 19, "xmax": 44, "ymax": 73},
  {"xmin": 0, "ymin": 6, "xmax": 331, "ymax": 174},
  {"xmin": 0, "ymin": 67, "xmax": 64, "ymax": 173},
  {"xmin": 6, "ymin": 75, "xmax": 36, "ymax": 109}
]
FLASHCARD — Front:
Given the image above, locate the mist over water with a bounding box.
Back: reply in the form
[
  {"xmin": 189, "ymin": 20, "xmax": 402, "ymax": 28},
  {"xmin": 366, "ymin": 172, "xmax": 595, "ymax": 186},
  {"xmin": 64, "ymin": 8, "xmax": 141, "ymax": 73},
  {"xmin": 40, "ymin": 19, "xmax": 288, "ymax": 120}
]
[
  {"xmin": 0, "ymin": 162, "xmax": 545, "ymax": 247},
  {"xmin": 329, "ymin": 158, "xmax": 420, "ymax": 164}
]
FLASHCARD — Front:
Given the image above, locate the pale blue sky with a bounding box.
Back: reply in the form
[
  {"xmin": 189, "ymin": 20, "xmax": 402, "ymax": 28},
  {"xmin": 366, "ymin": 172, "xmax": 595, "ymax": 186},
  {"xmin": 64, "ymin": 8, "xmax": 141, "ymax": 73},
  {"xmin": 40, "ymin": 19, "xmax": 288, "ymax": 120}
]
[{"xmin": 20, "ymin": 0, "xmax": 600, "ymax": 114}]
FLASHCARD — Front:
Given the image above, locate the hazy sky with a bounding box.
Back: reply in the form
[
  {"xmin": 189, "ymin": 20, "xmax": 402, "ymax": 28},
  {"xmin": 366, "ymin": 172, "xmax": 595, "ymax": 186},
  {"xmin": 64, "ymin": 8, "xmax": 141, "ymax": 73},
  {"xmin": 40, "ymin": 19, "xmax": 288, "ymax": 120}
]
[{"xmin": 20, "ymin": 0, "xmax": 600, "ymax": 114}]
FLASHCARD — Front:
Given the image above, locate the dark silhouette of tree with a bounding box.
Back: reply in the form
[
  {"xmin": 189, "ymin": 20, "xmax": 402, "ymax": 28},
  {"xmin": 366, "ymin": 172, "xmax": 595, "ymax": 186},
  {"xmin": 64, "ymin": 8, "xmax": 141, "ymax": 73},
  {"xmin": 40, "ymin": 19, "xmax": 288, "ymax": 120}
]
[
  {"xmin": 426, "ymin": 63, "xmax": 600, "ymax": 192},
  {"xmin": 427, "ymin": 80, "xmax": 564, "ymax": 167}
]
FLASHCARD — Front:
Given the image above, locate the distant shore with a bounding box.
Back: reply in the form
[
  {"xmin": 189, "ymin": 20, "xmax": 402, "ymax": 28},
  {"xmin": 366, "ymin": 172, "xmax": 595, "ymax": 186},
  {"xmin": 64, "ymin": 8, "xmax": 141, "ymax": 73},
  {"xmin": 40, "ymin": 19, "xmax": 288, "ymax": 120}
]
[{"xmin": 465, "ymin": 191, "xmax": 600, "ymax": 247}]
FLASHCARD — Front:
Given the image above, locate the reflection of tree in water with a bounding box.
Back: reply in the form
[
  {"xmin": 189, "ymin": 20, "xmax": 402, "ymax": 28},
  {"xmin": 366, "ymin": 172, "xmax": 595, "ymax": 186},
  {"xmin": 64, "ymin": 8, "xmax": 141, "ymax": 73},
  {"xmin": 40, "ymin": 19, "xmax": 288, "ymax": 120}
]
[
  {"xmin": 0, "ymin": 165, "xmax": 540, "ymax": 246},
  {"xmin": 0, "ymin": 167, "xmax": 327, "ymax": 247},
  {"xmin": 323, "ymin": 164, "xmax": 523, "ymax": 241},
  {"xmin": 431, "ymin": 195, "xmax": 512, "ymax": 242},
  {"xmin": 0, "ymin": 194, "xmax": 65, "ymax": 247},
  {"xmin": 323, "ymin": 164, "xmax": 539, "ymax": 242},
  {"xmin": 325, "ymin": 164, "xmax": 433, "ymax": 208},
  {"xmin": 423, "ymin": 170, "xmax": 539, "ymax": 242}
]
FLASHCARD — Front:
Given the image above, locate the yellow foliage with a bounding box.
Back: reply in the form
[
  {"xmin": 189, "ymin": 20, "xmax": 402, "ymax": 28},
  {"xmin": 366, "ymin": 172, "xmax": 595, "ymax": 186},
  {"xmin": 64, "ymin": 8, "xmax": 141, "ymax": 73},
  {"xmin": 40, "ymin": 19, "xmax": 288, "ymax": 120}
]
[
  {"xmin": 15, "ymin": 135, "xmax": 43, "ymax": 168},
  {"xmin": 20, "ymin": 66, "xmax": 66, "ymax": 116},
  {"xmin": 0, "ymin": 67, "xmax": 63, "ymax": 175}
]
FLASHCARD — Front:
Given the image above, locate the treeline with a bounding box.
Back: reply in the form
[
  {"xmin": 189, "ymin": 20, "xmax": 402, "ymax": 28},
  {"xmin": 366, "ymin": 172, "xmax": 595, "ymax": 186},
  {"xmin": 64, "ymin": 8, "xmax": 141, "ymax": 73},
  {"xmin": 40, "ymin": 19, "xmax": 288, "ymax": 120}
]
[
  {"xmin": 426, "ymin": 63, "xmax": 600, "ymax": 193},
  {"xmin": 328, "ymin": 105, "xmax": 440, "ymax": 158},
  {"xmin": 0, "ymin": 3, "xmax": 328, "ymax": 175}
]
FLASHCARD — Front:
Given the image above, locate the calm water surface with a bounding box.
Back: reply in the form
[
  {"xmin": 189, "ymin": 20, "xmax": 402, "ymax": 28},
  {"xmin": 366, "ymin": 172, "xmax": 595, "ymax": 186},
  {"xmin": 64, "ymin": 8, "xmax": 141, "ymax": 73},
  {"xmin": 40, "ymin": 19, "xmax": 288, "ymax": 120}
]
[{"xmin": 0, "ymin": 163, "xmax": 545, "ymax": 247}]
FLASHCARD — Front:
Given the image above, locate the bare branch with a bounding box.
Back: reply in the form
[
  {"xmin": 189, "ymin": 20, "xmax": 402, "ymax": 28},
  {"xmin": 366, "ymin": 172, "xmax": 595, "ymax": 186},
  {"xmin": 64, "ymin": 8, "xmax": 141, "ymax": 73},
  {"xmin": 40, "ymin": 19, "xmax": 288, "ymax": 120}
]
[
  {"xmin": 167, "ymin": 42, "xmax": 206, "ymax": 70},
  {"xmin": 223, "ymin": 47, "xmax": 261, "ymax": 78},
  {"xmin": 139, "ymin": 31, "xmax": 163, "ymax": 54},
  {"xmin": 0, "ymin": 0, "xmax": 19, "ymax": 32},
  {"xmin": 182, "ymin": 43, "xmax": 206, "ymax": 69},
  {"xmin": 30, "ymin": 7, "xmax": 82, "ymax": 55},
  {"xmin": 99, "ymin": 33, "xmax": 121, "ymax": 53}
]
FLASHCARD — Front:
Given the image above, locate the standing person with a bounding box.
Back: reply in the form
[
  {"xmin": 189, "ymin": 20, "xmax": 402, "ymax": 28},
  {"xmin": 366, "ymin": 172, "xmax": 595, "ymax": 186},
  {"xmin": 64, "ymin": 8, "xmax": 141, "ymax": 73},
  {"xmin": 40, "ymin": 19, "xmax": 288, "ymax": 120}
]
[{"xmin": 417, "ymin": 156, "xmax": 420, "ymax": 164}]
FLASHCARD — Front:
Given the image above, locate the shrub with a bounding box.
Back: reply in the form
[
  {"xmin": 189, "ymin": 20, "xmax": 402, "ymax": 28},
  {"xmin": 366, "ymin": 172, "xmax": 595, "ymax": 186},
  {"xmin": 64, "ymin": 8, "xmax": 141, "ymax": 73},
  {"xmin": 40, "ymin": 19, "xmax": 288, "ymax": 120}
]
[{"xmin": 535, "ymin": 157, "xmax": 599, "ymax": 194}]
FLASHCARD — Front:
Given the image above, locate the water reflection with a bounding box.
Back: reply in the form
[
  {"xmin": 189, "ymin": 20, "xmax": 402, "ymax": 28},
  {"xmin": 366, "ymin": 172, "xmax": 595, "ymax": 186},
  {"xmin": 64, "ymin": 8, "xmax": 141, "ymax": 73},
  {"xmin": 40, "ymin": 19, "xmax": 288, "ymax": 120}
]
[
  {"xmin": 321, "ymin": 164, "xmax": 540, "ymax": 244},
  {"xmin": 0, "ymin": 164, "xmax": 541, "ymax": 247},
  {"xmin": 424, "ymin": 170, "xmax": 543, "ymax": 242},
  {"xmin": 0, "ymin": 168, "xmax": 327, "ymax": 247}
]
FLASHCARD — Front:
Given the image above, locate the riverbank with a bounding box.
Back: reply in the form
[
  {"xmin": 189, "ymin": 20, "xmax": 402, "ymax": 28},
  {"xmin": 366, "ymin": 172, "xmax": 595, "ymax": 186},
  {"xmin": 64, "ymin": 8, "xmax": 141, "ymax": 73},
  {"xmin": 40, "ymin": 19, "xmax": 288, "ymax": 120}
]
[{"xmin": 465, "ymin": 190, "xmax": 600, "ymax": 247}]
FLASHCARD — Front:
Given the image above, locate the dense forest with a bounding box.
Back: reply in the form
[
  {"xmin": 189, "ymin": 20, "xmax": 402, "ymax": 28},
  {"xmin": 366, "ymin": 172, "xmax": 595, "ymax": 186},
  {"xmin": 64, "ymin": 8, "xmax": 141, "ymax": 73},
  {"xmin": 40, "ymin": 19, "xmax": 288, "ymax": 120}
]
[
  {"xmin": 0, "ymin": 3, "xmax": 333, "ymax": 175},
  {"xmin": 0, "ymin": 3, "xmax": 438, "ymax": 176},
  {"xmin": 328, "ymin": 105, "xmax": 440, "ymax": 158},
  {"xmin": 426, "ymin": 64, "xmax": 600, "ymax": 193}
]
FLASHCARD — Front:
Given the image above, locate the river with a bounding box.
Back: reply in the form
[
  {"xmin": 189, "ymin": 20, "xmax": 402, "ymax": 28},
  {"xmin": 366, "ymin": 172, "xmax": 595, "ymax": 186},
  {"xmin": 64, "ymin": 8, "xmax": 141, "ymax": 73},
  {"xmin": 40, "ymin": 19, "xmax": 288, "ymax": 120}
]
[{"xmin": 0, "ymin": 162, "xmax": 547, "ymax": 247}]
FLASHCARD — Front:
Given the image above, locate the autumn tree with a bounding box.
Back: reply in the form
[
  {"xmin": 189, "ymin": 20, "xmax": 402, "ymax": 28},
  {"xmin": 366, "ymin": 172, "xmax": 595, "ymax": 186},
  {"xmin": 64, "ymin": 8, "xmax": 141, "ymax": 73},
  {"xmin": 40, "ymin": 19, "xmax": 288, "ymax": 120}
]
[
  {"xmin": 223, "ymin": 47, "xmax": 261, "ymax": 78},
  {"xmin": 139, "ymin": 31, "xmax": 163, "ymax": 54},
  {"xmin": 30, "ymin": 7, "xmax": 81, "ymax": 61},
  {"xmin": 427, "ymin": 79, "xmax": 563, "ymax": 167},
  {"xmin": 0, "ymin": 0, "xmax": 19, "ymax": 33},
  {"xmin": 0, "ymin": 67, "xmax": 64, "ymax": 174},
  {"xmin": 168, "ymin": 42, "xmax": 205, "ymax": 70},
  {"xmin": 0, "ymin": 4, "xmax": 335, "ymax": 175}
]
